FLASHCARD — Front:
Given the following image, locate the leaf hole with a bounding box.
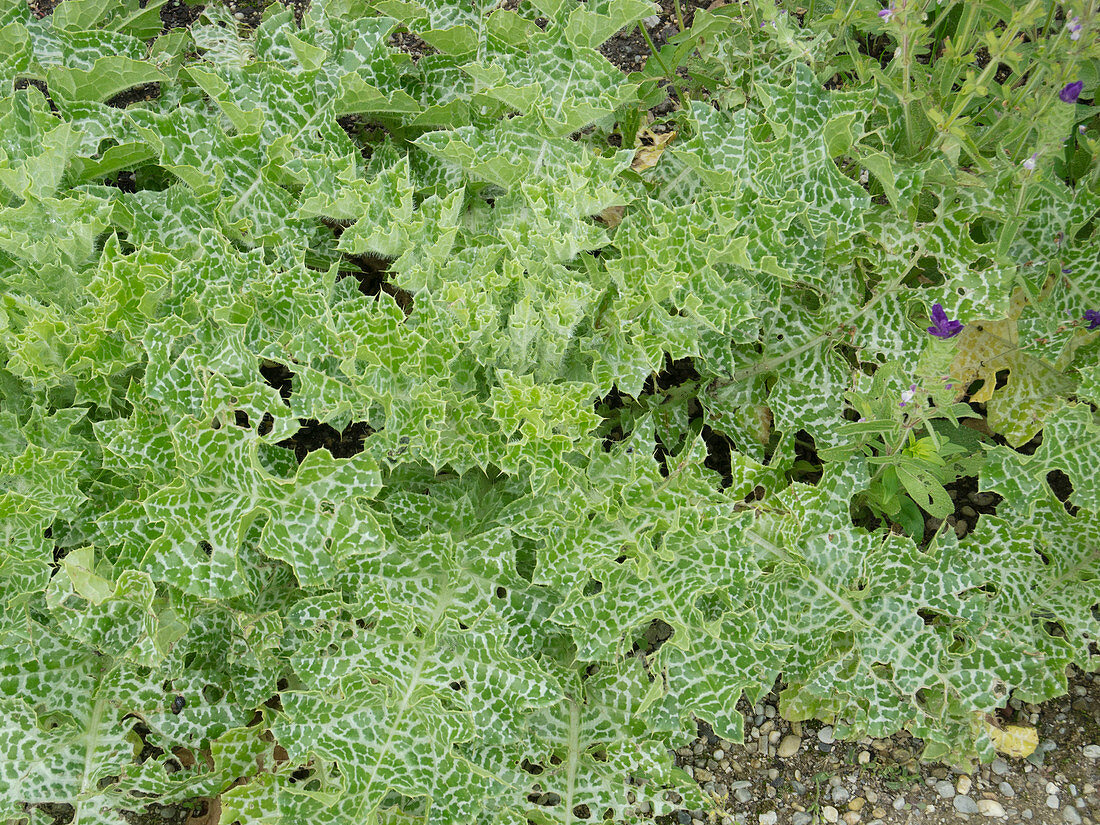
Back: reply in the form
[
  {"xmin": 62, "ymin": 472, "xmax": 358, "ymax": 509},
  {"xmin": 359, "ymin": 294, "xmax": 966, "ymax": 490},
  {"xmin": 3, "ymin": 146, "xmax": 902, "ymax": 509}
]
[
  {"xmin": 201, "ymin": 684, "xmax": 224, "ymax": 704},
  {"xmin": 289, "ymin": 767, "xmax": 313, "ymax": 783},
  {"xmin": 582, "ymin": 578, "xmax": 603, "ymax": 596},
  {"xmin": 871, "ymin": 662, "xmax": 893, "ymax": 680},
  {"xmin": 495, "ymin": 586, "xmax": 507, "ymax": 600},
  {"xmin": 1044, "ymin": 621, "xmax": 1067, "ymax": 639},
  {"xmin": 917, "ymin": 609, "xmax": 940, "ymax": 626},
  {"xmin": 572, "ymin": 805, "xmax": 592, "ymax": 818},
  {"xmin": 199, "ymin": 541, "xmax": 213, "ymax": 557},
  {"xmin": 520, "ymin": 759, "xmax": 544, "ymax": 775},
  {"xmin": 448, "ymin": 680, "xmax": 467, "ymax": 691},
  {"xmin": 1045, "ymin": 470, "xmax": 1078, "ymax": 515}
]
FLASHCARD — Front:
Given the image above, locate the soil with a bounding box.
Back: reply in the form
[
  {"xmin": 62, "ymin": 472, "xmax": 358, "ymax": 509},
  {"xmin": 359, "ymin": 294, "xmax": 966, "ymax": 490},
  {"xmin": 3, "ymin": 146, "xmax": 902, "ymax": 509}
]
[{"xmin": 659, "ymin": 666, "xmax": 1099, "ymax": 825}]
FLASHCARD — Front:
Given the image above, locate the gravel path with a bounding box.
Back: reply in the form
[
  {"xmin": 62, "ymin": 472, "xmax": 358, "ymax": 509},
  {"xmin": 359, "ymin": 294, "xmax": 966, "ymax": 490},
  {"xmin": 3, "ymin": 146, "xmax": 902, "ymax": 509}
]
[{"xmin": 662, "ymin": 667, "xmax": 1099, "ymax": 825}]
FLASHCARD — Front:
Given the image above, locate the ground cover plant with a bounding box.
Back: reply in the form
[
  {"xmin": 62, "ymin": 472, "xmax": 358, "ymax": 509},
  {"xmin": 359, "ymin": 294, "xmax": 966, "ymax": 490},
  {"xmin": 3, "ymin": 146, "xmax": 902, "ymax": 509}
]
[{"xmin": 0, "ymin": 0, "xmax": 1098, "ymax": 822}]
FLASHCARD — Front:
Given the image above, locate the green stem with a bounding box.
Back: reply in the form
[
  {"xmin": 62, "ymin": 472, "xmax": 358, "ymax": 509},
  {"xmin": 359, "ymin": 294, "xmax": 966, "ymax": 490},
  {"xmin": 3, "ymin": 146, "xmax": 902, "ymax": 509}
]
[
  {"xmin": 638, "ymin": 23, "xmax": 689, "ymax": 109},
  {"xmin": 673, "ymin": 0, "xmax": 686, "ymax": 35}
]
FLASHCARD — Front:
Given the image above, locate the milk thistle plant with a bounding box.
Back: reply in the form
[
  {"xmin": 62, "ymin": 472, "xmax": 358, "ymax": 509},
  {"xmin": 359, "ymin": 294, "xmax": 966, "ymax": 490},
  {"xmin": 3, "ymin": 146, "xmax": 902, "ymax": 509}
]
[{"xmin": 0, "ymin": 0, "xmax": 1098, "ymax": 823}]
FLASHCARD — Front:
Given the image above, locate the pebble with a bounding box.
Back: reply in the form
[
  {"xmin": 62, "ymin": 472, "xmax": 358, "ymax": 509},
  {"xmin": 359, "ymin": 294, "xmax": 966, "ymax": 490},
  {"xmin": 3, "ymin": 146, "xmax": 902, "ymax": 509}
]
[
  {"xmin": 999, "ymin": 781, "xmax": 1015, "ymax": 797},
  {"xmin": 842, "ymin": 813, "xmax": 860, "ymax": 825},
  {"xmin": 831, "ymin": 786, "xmax": 850, "ymax": 804},
  {"xmin": 1082, "ymin": 744, "xmax": 1100, "ymax": 759},
  {"xmin": 934, "ymin": 779, "xmax": 956, "ymax": 799},
  {"xmin": 792, "ymin": 815, "xmax": 812, "ymax": 825},
  {"xmin": 954, "ymin": 795, "xmax": 980, "ymax": 814},
  {"xmin": 858, "ymin": 750, "xmax": 870, "ymax": 764},
  {"xmin": 849, "ymin": 798, "xmax": 865, "ymax": 812},
  {"xmin": 822, "ymin": 806, "xmax": 839, "ymax": 823},
  {"xmin": 713, "ymin": 749, "xmax": 724, "ymax": 760},
  {"xmin": 893, "ymin": 795, "xmax": 907, "ymax": 811},
  {"xmin": 957, "ymin": 775, "xmax": 972, "ymax": 795},
  {"xmin": 735, "ymin": 788, "xmax": 753, "ymax": 804},
  {"xmin": 758, "ymin": 813, "xmax": 777, "ymax": 825},
  {"xmin": 818, "ymin": 726, "xmax": 836, "ymax": 744},
  {"xmin": 1062, "ymin": 807, "xmax": 1082, "ymax": 825},
  {"xmin": 643, "ymin": 13, "xmax": 660, "ymax": 26},
  {"xmin": 1046, "ymin": 795, "xmax": 1060, "ymax": 810},
  {"xmin": 776, "ymin": 733, "xmax": 801, "ymax": 758},
  {"xmin": 977, "ymin": 799, "xmax": 1006, "ymax": 817},
  {"xmin": 1046, "ymin": 782, "xmax": 1060, "ymax": 795},
  {"xmin": 991, "ymin": 757, "xmax": 1009, "ymax": 776}
]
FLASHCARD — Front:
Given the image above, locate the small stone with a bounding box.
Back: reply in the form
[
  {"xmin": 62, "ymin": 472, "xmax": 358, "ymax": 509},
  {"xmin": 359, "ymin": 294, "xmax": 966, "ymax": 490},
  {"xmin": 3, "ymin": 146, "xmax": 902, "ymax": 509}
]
[
  {"xmin": 955, "ymin": 519, "xmax": 969, "ymax": 538},
  {"xmin": 954, "ymin": 796, "xmax": 980, "ymax": 814},
  {"xmin": 159, "ymin": 808, "xmax": 174, "ymax": 820},
  {"xmin": 865, "ymin": 791, "xmax": 877, "ymax": 804},
  {"xmin": 890, "ymin": 748, "xmax": 911, "ymax": 762},
  {"xmin": 765, "ymin": 705, "xmax": 776, "ymax": 718},
  {"xmin": 1022, "ymin": 809, "xmax": 1033, "ymax": 820},
  {"xmin": 957, "ymin": 775, "xmax": 973, "ymax": 795},
  {"xmin": 792, "ymin": 815, "xmax": 813, "ymax": 825},
  {"xmin": 758, "ymin": 813, "xmax": 777, "ymax": 825},
  {"xmin": 999, "ymin": 781, "xmax": 1015, "ymax": 797},
  {"xmin": 713, "ymin": 749, "xmax": 724, "ymax": 760},
  {"xmin": 695, "ymin": 768, "xmax": 713, "ymax": 782},
  {"xmin": 818, "ymin": 726, "xmax": 835, "ymax": 744},
  {"xmin": 935, "ymin": 780, "xmax": 956, "ymax": 799},
  {"xmin": 734, "ymin": 788, "xmax": 753, "ymax": 804},
  {"xmin": 991, "ymin": 758, "xmax": 1009, "ymax": 776},
  {"xmin": 777, "ymin": 735, "xmax": 802, "ymax": 758},
  {"xmin": 1046, "ymin": 782, "xmax": 1059, "ymax": 795},
  {"xmin": 849, "ymin": 797, "xmax": 865, "ymax": 812},
  {"xmin": 871, "ymin": 808, "xmax": 886, "ymax": 819},
  {"xmin": 1062, "ymin": 806, "xmax": 1082, "ymax": 825},
  {"xmin": 831, "ymin": 786, "xmax": 850, "ymax": 804},
  {"xmin": 643, "ymin": 13, "xmax": 660, "ymax": 26},
  {"xmin": 1046, "ymin": 795, "xmax": 1060, "ymax": 810},
  {"xmin": 1081, "ymin": 744, "xmax": 1100, "ymax": 759},
  {"xmin": 822, "ymin": 806, "xmax": 839, "ymax": 823},
  {"xmin": 676, "ymin": 812, "xmax": 691, "ymax": 825},
  {"xmin": 766, "ymin": 768, "xmax": 779, "ymax": 781},
  {"xmin": 842, "ymin": 813, "xmax": 860, "ymax": 825},
  {"xmin": 977, "ymin": 799, "xmax": 1006, "ymax": 817},
  {"xmin": 858, "ymin": 750, "xmax": 870, "ymax": 764},
  {"xmin": 893, "ymin": 795, "xmax": 907, "ymax": 811},
  {"xmin": 233, "ymin": 10, "xmax": 245, "ymax": 18}
]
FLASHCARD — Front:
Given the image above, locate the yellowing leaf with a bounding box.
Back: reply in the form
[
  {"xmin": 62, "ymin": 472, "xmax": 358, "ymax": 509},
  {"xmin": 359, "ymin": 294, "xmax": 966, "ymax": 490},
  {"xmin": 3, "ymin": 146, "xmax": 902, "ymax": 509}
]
[
  {"xmin": 632, "ymin": 129, "xmax": 675, "ymax": 172},
  {"xmin": 984, "ymin": 721, "xmax": 1038, "ymax": 758},
  {"xmin": 949, "ymin": 291, "xmax": 1072, "ymax": 446}
]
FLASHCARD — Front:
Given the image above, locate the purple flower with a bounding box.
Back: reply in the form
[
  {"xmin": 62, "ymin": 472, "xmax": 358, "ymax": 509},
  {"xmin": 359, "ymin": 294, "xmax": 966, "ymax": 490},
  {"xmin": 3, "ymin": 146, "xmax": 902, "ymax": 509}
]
[
  {"xmin": 1085, "ymin": 309, "xmax": 1100, "ymax": 330},
  {"xmin": 878, "ymin": 6, "xmax": 894, "ymax": 22},
  {"xmin": 1060, "ymin": 81, "xmax": 1084, "ymax": 104},
  {"xmin": 1022, "ymin": 152, "xmax": 1038, "ymax": 171},
  {"xmin": 927, "ymin": 303, "xmax": 964, "ymax": 339},
  {"xmin": 1067, "ymin": 15, "xmax": 1082, "ymax": 41}
]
